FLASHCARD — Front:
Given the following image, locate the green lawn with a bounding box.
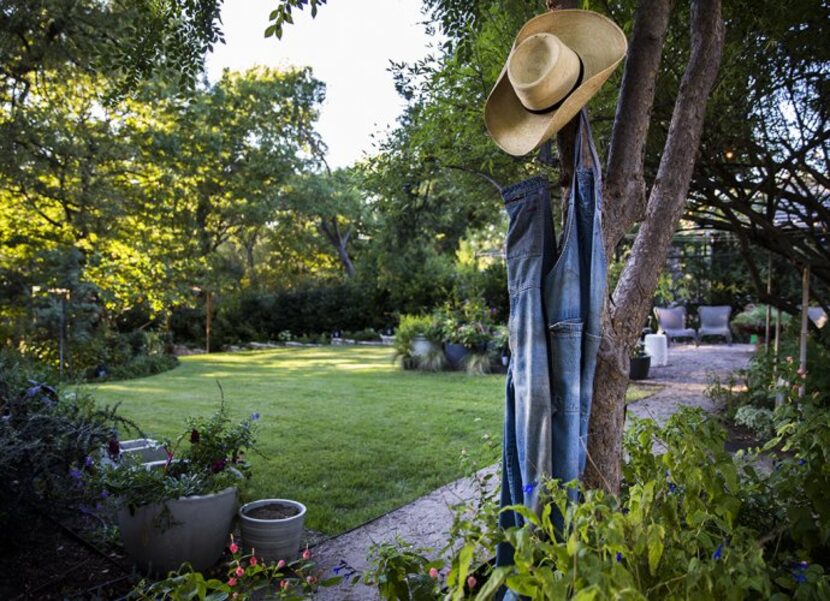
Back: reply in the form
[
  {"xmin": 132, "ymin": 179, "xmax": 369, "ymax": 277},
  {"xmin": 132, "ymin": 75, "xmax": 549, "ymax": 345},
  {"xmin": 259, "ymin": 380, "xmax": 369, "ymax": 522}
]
[{"xmin": 92, "ymin": 346, "xmax": 654, "ymax": 535}]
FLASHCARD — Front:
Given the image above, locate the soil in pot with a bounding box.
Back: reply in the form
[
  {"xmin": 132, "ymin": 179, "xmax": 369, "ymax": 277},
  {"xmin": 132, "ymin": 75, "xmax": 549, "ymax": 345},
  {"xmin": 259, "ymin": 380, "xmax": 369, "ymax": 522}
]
[{"xmin": 245, "ymin": 502, "xmax": 301, "ymax": 520}]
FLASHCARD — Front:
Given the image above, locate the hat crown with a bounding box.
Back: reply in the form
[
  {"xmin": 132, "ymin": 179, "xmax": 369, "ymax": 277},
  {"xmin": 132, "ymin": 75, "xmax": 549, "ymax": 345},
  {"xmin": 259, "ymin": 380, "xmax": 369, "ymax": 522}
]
[{"xmin": 506, "ymin": 33, "xmax": 580, "ymax": 112}]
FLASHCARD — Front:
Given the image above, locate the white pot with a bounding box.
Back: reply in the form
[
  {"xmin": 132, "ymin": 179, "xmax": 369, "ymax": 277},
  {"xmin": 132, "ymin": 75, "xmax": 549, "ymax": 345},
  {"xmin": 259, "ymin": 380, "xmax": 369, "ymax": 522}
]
[
  {"xmin": 118, "ymin": 486, "xmax": 237, "ymax": 574},
  {"xmin": 239, "ymin": 499, "xmax": 306, "ymax": 563},
  {"xmin": 411, "ymin": 335, "xmax": 437, "ymax": 358}
]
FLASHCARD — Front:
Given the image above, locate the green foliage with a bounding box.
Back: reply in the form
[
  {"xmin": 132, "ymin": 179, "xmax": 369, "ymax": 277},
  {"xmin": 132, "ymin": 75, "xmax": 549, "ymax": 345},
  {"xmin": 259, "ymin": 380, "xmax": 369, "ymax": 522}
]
[
  {"xmin": 0, "ymin": 350, "xmax": 130, "ymax": 533},
  {"xmin": 732, "ymin": 304, "xmax": 792, "ymax": 331},
  {"xmin": 265, "ymin": 0, "xmax": 328, "ymax": 39},
  {"xmin": 130, "ymin": 539, "xmax": 339, "ymax": 600},
  {"xmin": 363, "ymin": 539, "xmax": 443, "ymax": 601},
  {"xmin": 733, "ymin": 405, "xmax": 776, "ymax": 439},
  {"xmin": 394, "ymin": 314, "xmax": 436, "ymax": 359}
]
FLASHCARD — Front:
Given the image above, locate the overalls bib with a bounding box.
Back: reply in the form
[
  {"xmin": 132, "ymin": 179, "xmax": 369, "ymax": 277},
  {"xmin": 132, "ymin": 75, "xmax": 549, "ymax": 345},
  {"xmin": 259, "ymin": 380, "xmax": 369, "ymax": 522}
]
[{"xmin": 497, "ymin": 110, "xmax": 607, "ymax": 568}]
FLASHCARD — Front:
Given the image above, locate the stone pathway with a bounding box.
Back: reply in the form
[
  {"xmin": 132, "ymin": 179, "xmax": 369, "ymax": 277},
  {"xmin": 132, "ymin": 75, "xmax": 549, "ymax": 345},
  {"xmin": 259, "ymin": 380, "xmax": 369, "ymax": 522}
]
[{"xmin": 310, "ymin": 343, "xmax": 754, "ymax": 600}]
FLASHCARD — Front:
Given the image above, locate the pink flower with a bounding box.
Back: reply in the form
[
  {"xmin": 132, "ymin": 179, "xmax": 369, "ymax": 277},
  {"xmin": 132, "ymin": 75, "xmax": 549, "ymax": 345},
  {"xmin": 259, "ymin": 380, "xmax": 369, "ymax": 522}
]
[
  {"xmin": 467, "ymin": 575, "xmax": 477, "ymax": 589},
  {"xmin": 235, "ymin": 566, "xmax": 245, "ymax": 577},
  {"xmin": 250, "ymin": 556, "xmax": 257, "ymax": 566},
  {"xmin": 279, "ymin": 579, "xmax": 289, "ymax": 590},
  {"xmin": 227, "ymin": 577, "xmax": 237, "ymax": 587},
  {"xmin": 429, "ymin": 567, "xmax": 439, "ymax": 579},
  {"xmin": 302, "ymin": 548, "xmax": 312, "ymax": 560},
  {"xmin": 229, "ymin": 542, "xmax": 239, "ymax": 554},
  {"xmin": 276, "ymin": 559, "xmax": 286, "ymax": 570},
  {"xmin": 306, "ymin": 575, "xmax": 317, "ymax": 585}
]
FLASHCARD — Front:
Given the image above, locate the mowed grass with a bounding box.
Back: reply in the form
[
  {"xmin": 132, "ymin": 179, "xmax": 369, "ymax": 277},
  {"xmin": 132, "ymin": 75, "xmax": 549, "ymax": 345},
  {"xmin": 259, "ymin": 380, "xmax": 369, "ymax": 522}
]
[{"xmin": 92, "ymin": 346, "xmax": 655, "ymax": 535}]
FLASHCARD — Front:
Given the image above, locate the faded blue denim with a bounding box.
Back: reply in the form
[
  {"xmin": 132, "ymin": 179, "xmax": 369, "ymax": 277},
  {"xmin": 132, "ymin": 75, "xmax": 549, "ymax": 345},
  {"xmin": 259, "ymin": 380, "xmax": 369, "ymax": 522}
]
[{"xmin": 497, "ymin": 111, "xmax": 607, "ymax": 574}]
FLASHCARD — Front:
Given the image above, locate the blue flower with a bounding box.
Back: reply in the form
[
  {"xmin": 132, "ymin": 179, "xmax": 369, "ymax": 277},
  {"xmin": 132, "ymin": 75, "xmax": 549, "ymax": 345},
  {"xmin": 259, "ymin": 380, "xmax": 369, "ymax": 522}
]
[
  {"xmin": 250, "ymin": 412, "xmax": 261, "ymax": 421},
  {"xmin": 712, "ymin": 544, "xmax": 723, "ymax": 560},
  {"xmin": 668, "ymin": 482, "xmax": 677, "ymax": 493},
  {"xmin": 523, "ymin": 481, "xmax": 537, "ymax": 495},
  {"xmin": 616, "ymin": 552, "xmax": 623, "ymax": 563},
  {"xmin": 100, "ymin": 490, "xmax": 110, "ymax": 499},
  {"xmin": 798, "ymin": 458, "xmax": 807, "ymax": 466},
  {"xmin": 333, "ymin": 566, "xmax": 342, "ymax": 575},
  {"xmin": 84, "ymin": 455, "xmax": 94, "ymax": 468},
  {"xmin": 69, "ymin": 468, "xmax": 83, "ymax": 481},
  {"xmin": 791, "ymin": 561, "xmax": 809, "ymax": 584}
]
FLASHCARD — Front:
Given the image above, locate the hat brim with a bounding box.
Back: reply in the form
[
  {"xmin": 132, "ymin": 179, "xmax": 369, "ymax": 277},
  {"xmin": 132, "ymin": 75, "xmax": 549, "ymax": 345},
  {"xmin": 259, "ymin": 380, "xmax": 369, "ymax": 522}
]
[{"xmin": 484, "ymin": 10, "xmax": 627, "ymax": 157}]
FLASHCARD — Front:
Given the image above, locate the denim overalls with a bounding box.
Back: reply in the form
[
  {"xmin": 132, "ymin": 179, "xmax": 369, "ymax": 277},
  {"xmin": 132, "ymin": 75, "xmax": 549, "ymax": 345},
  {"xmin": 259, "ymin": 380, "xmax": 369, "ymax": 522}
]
[{"xmin": 497, "ymin": 110, "xmax": 607, "ymax": 569}]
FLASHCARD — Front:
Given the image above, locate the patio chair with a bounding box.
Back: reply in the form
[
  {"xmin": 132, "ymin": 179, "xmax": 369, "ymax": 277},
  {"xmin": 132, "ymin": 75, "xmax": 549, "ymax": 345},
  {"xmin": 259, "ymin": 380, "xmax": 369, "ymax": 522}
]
[
  {"xmin": 698, "ymin": 305, "xmax": 733, "ymax": 344},
  {"xmin": 808, "ymin": 307, "xmax": 827, "ymax": 329},
  {"xmin": 654, "ymin": 306, "xmax": 698, "ymax": 345}
]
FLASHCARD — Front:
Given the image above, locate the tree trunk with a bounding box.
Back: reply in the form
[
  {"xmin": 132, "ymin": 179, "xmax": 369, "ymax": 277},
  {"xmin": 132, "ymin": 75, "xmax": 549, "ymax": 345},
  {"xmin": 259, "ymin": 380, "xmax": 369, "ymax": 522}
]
[
  {"xmin": 583, "ymin": 0, "xmax": 725, "ymax": 493},
  {"xmin": 319, "ymin": 217, "xmax": 356, "ymax": 278}
]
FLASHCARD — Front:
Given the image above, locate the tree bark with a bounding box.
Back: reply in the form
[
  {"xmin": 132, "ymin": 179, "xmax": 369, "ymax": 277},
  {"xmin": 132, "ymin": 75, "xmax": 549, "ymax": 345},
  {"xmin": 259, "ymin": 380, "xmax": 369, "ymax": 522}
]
[
  {"xmin": 319, "ymin": 217, "xmax": 356, "ymax": 278},
  {"xmin": 584, "ymin": 0, "xmax": 725, "ymax": 493}
]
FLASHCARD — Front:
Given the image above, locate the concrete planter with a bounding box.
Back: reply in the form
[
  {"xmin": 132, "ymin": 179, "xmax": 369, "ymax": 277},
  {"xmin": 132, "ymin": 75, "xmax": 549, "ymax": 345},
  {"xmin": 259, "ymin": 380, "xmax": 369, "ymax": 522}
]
[
  {"xmin": 118, "ymin": 486, "xmax": 237, "ymax": 574},
  {"xmin": 410, "ymin": 335, "xmax": 438, "ymax": 358},
  {"xmin": 239, "ymin": 499, "xmax": 307, "ymax": 563}
]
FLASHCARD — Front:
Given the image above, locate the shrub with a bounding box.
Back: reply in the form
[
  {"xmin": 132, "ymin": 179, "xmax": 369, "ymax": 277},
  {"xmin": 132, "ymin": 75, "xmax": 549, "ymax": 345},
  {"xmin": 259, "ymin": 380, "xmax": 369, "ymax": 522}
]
[{"xmin": 0, "ymin": 350, "xmax": 130, "ymax": 537}]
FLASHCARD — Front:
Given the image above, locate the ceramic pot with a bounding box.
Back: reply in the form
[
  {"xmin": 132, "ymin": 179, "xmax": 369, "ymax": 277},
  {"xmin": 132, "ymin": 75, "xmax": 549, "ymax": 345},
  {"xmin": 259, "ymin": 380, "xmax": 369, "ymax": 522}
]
[
  {"xmin": 118, "ymin": 486, "xmax": 237, "ymax": 574},
  {"xmin": 443, "ymin": 343, "xmax": 469, "ymax": 369},
  {"xmin": 629, "ymin": 355, "xmax": 652, "ymax": 381},
  {"xmin": 239, "ymin": 499, "xmax": 307, "ymax": 563}
]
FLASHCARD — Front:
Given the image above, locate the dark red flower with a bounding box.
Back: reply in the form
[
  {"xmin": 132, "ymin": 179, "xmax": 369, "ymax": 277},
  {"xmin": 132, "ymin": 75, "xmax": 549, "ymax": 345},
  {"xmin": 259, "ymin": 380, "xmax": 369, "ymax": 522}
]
[
  {"xmin": 190, "ymin": 429, "xmax": 200, "ymax": 444},
  {"xmin": 107, "ymin": 438, "xmax": 120, "ymax": 460},
  {"xmin": 211, "ymin": 458, "xmax": 227, "ymax": 473}
]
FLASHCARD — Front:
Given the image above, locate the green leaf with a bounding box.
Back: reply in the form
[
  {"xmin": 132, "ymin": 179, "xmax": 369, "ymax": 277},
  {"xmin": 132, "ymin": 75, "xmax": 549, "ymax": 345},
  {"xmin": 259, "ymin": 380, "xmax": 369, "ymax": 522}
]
[
  {"xmin": 264, "ymin": 24, "xmax": 277, "ymax": 37},
  {"xmin": 647, "ymin": 524, "xmax": 665, "ymax": 575}
]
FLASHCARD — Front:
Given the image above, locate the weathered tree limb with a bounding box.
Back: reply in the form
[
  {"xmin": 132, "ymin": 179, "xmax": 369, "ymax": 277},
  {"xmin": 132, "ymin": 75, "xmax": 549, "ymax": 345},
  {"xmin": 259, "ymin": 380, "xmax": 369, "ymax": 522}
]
[
  {"xmin": 585, "ymin": 0, "xmax": 725, "ymax": 493},
  {"xmin": 603, "ymin": 0, "xmax": 674, "ymax": 252}
]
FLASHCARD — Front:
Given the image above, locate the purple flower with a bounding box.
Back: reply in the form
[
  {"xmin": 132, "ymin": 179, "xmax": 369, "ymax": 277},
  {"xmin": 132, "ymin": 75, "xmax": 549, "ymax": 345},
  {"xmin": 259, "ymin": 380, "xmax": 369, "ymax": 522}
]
[
  {"xmin": 250, "ymin": 412, "xmax": 261, "ymax": 421},
  {"xmin": 84, "ymin": 455, "xmax": 94, "ymax": 468},
  {"xmin": 712, "ymin": 544, "xmax": 723, "ymax": 560},
  {"xmin": 616, "ymin": 552, "xmax": 623, "ymax": 563},
  {"xmin": 523, "ymin": 481, "xmax": 537, "ymax": 494},
  {"xmin": 100, "ymin": 490, "xmax": 110, "ymax": 499},
  {"xmin": 69, "ymin": 468, "xmax": 83, "ymax": 481}
]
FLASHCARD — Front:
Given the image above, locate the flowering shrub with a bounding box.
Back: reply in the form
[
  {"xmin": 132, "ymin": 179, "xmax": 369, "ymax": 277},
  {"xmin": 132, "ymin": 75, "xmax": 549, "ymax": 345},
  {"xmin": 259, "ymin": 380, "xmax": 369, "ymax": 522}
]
[
  {"xmin": 0, "ymin": 350, "xmax": 129, "ymax": 533},
  {"xmin": 92, "ymin": 393, "xmax": 258, "ymax": 514},
  {"xmin": 363, "ymin": 397, "xmax": 830, "ymax": 599},
  {"xmin": 130, "ymin": 537, "xmax": 341, "ymax": 600}
]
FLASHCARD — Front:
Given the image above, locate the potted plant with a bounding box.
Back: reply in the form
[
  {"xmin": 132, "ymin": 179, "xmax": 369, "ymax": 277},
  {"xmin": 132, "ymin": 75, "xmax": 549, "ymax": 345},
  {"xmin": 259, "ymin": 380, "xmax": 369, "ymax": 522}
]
[
  {"xmin": 238, "ymin": 498, "xmax": 307, "ymax": 563},
  {"xmin": 442, "ymin": 319, "xmax": 468, "ymax": 370},
  {"xmin": 394, "ymin": 314, "xmax": 441, "ymax": 369},
  {"xmin": 95, "ymin": 399, "xmax": 258, "ymax": 574},
  {"xmin": 490, "ymin": 325, "xmax": 510, "ymax": 373},
  {"xmin": 629, "ymin": 342, "xmax": 651, "ymax": 381}
]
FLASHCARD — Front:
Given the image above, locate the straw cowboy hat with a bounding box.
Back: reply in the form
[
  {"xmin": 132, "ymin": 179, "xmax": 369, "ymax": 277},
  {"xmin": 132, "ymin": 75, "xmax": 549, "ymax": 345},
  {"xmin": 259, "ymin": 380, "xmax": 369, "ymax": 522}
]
[{"xmin": 484, "ymin": 10, "xmax": 627, "ymax": 156}]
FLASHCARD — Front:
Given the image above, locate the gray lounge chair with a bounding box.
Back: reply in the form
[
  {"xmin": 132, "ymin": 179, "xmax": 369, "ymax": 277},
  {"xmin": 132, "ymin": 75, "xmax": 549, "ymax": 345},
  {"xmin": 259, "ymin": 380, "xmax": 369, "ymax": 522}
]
[
  {"xmin": 698, "ymin": 305, "xmax": 732, "ymax": 344},
  {"xmin": 808, "ymin": 307, "xmax": 827, "ymax": 329},
  {"xmin": 654, "ymin": 306, "xmax": 698, "ymax": 345}
]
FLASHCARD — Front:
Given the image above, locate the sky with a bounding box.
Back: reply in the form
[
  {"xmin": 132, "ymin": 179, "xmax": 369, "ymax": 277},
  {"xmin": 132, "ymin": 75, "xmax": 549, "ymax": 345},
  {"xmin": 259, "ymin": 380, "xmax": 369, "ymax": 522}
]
[{"xmin": 206, "ymin": 0, "xmax": 434, "ymax": 169}]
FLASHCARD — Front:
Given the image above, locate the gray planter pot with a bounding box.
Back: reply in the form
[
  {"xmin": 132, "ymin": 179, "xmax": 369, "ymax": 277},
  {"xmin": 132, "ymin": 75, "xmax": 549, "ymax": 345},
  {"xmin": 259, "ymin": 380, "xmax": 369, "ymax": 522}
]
[
  {"xmin": 411, "ymin": 335, "xmax": 437, "ymax": 358},
  {"xmin": 118, "ymin": 486, "xmax": 237, "ymax": 574},
  {"xmin": 239, "ymin": 499, "xmax": 307, "ymax": 563}
]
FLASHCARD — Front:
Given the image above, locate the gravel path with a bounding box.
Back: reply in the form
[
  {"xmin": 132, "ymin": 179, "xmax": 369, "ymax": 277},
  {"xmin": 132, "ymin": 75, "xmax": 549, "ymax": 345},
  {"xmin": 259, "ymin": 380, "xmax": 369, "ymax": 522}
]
[{"xmin": 309, "ymin": 343, "xmax": 754, "ymax": 600}]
